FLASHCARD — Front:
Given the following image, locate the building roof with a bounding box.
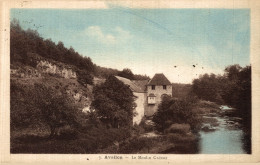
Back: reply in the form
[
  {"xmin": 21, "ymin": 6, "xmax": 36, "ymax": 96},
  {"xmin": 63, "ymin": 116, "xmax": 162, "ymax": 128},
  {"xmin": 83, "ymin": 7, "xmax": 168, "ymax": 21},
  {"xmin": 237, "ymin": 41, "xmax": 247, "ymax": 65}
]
[
  {"xmin": 115, "ymin": 76, "xmax": 145, "ymax": 93},
  {"xmin": 147, "ymin": 73, "xmax": 172, "ymax": 86},
  {"xmin": 132, "ymin": 80, "xmax": 149, "ymax": 91}
]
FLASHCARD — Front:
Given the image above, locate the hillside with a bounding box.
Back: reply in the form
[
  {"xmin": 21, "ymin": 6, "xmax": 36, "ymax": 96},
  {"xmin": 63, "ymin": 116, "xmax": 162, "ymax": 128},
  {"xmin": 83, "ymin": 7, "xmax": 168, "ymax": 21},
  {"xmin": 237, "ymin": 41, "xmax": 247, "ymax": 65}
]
[{"xmin": 10, "ymin": 19, "xmax": 149, "ymax": 83}]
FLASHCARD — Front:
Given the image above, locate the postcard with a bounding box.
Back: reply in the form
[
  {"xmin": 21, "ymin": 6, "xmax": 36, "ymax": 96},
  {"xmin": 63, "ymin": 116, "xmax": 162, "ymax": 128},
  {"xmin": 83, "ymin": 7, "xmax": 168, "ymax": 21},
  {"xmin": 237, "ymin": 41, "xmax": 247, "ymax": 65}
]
[{"xmin": 1, "ymin": 0, "xmax": 260, "ymax": 164}]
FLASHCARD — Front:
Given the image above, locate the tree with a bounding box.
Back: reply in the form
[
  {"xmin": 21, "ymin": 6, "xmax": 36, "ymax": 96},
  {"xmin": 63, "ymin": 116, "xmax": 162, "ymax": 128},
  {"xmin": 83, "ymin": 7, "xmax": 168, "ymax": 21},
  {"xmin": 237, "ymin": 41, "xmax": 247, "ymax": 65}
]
[
  {"xmin": 11, "ymin": 80, "xmax": 42, "ymax": 129},
  {"xmin": 76, "ymin": 69, "xmax": 94, "ymax": 85},
  {"xmin": 134, "ymin": 74, "xmax": 150, "ymax": 80},
  {"xmin": 224, "ymin": 64, "xmax": 242, "ymax": 81},
  {"xmin": 91, "ymin": 76, "xmax": 136, "ymax": 128},
  {"xmin": 153, "ymin": 95, "xmax": 201, "ymax": 132},
  {"xmin": 118, "ymin": 68, "xmax": 134, "ymax": 80},
  {"xmin": 191, "ymin": 73, "xmax": 225, "ymax": 103},
  {"xmin": 222, "ymin": 65, "xmax": 251, "ymax": 127},
  {"xmin": 10, "ymin": 81, "xmax": 83, "ymax": 138},
  {"xmin": 33, "ymin": 84, "xmax": 81, "ymax": 138},
  {"xmin": 94, "ymin": 65, "xmax": 120, "ymax": 78}
]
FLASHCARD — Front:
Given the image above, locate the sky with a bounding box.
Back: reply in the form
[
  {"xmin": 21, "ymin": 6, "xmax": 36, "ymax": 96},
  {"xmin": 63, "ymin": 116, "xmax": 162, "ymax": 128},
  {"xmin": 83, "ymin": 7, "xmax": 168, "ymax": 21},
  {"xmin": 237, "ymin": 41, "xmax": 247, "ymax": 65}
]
[{"xmin": 10, "ymin": 8, "xmax": 250, "ymax": 84}]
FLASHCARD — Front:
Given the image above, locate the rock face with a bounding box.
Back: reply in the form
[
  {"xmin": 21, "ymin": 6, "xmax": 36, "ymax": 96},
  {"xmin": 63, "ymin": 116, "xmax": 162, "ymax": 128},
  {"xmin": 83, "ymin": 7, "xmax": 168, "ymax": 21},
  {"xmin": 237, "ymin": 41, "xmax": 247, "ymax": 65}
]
[{"xmin": 37, "ymin": 60, "xmax": 77, "ymax": 79}]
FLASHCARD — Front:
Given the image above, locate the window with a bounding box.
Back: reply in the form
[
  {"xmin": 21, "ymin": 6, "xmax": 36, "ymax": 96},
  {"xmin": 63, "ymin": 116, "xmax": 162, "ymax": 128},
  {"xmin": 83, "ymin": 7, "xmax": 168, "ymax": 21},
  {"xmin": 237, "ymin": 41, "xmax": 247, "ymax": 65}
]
[
  {"xmin": 163, "ymin": 85, "xmax": 166, "ymax": 89},
  {"xmin": 148, "ymin": 94, "xmax": 156, "ymax": 104},
  {"xmin": 152, "ymin": 85, "xmax": 155, "ymax": 90}
]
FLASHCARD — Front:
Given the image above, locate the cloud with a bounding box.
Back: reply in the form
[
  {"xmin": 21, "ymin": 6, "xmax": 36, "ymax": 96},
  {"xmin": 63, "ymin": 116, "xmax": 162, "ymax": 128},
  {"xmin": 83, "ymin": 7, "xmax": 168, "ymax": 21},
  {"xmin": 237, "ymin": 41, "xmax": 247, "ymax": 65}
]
[{"xmin": 85, "ymin": 26, "xmax": 131, "ymax": 45}]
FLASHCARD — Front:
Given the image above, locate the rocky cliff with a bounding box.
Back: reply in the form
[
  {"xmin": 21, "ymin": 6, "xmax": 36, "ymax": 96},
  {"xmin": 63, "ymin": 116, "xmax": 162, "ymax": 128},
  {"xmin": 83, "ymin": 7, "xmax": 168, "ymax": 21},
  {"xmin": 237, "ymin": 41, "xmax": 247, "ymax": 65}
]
[
  {"xmin": 11, "ymin": 53, "xmax": 77, "ymax": 79},
  {"xmin": 37, "ymin": 60, "xmax": 77, "ymax": 79}
]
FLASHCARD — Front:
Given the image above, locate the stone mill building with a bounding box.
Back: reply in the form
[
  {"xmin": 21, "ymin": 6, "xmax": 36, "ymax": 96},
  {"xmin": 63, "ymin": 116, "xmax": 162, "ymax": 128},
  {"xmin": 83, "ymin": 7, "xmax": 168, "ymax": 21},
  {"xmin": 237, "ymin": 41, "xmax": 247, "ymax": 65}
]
[{"xmin": 115, "ymin": 73, "xmax": 172, "ymax": 125}]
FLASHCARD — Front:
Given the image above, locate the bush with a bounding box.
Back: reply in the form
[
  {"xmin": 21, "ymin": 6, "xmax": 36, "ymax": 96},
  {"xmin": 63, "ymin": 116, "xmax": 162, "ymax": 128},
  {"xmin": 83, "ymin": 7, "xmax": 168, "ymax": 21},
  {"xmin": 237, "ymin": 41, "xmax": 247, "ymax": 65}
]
[
  {"xmin": 139, "ymin": 117, "xmax": 154, "ymax": 133},
  {"xmin": 77, "ymin": 69, "xmax": 93, "ymax": 85},
  {"xmin": 153, "ymin": 96, "xmax": 201, "ymax": 132},
  {"xmin": 164, "ymin": 124, "xmax": 191, "ymax": 134}
]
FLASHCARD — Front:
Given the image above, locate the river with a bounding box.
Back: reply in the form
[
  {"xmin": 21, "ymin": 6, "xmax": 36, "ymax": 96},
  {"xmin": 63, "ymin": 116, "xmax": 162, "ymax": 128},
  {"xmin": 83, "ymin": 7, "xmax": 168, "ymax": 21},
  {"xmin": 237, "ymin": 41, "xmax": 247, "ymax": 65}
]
[{"xmin": 198, "ymin": 105, "xmax": 248, "ymax": 154}]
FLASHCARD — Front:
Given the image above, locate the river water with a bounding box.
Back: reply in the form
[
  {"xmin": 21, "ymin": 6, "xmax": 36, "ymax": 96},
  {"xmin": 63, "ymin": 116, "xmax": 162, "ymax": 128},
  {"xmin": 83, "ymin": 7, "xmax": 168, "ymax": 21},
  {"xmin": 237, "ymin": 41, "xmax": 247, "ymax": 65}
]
[{"xmin": 198, "ymin": 106, "xmax": 247, "ymax": 154}]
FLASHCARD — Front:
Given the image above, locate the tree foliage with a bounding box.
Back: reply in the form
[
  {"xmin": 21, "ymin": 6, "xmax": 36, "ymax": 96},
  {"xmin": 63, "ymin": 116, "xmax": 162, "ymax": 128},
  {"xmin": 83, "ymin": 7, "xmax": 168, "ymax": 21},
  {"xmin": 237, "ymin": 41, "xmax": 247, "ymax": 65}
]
[
  {"xmin": 11, "ymin": 80, "xmax": 41, "ymax": 129},
  {"xmin": 118, "ymin": 68, "xmax": 135, "ymax": 80},
  {"xmin": 33, "ymin": 84, "xmax": 82, "ymax": 137},
  {"xmin": 191, "ymin": 73, "xmax": 226, "ymax": 103},
  {"xmin": 91, "ymin": 76, "xmax": 136, "ymax": 128},
  {"xmin": 94, "ymin": 65, "xmax": 120, "ymax": 79},
  {"xmin": 152, "ymin": 95, "xmax": 201, "ymax": 132},
  {"xmin": 76, "ymin": 69, "xmax": 94, "ymax": 85},
  {"xmin": 133, "ymin": 74, "xmax": 150, "ymax": 80},
  {"xmin": 191, "ymin": 64, "xmax": 251, "ymax": 131},
  {"xmin": 222, "ymin": 65, "xmax": 251, "ymax": 131},
  {"xmin": 11, "ymin": 80, "xmax": 83, "ymax": 138}
]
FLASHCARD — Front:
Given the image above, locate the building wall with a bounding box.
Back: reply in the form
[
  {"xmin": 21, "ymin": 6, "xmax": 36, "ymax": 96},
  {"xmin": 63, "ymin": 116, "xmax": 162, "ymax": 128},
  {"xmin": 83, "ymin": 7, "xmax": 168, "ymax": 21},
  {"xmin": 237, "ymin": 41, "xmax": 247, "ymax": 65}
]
[
  {"xmin": 133, "ymin": 92, "xmax": 145, "ymax": 125},
  {"xmin": 145, "ymin": 85, "xmax": 172, "ymax": 116},
  {"xmin": 145, "ymin": 104, "xmax": 158, "ymax": 116}
]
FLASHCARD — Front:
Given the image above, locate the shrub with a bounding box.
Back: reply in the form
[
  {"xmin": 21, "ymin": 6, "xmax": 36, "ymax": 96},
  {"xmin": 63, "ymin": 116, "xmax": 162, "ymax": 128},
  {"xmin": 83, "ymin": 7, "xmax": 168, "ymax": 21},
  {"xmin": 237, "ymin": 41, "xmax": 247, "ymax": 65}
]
[
  {"xmin": 164, "ymin": 124, "xmax": 190, "ymax": 134},
  {"xmin": 153, "ymin": 96, "xmax": 201, "ymax": 132},
  {"xmin": 139, "ymin": 117, "xmax": 154, "ymax": 132},
  {"xmin": 76, "ymin": 69, "xmax": 93, "ymax": 85}
]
